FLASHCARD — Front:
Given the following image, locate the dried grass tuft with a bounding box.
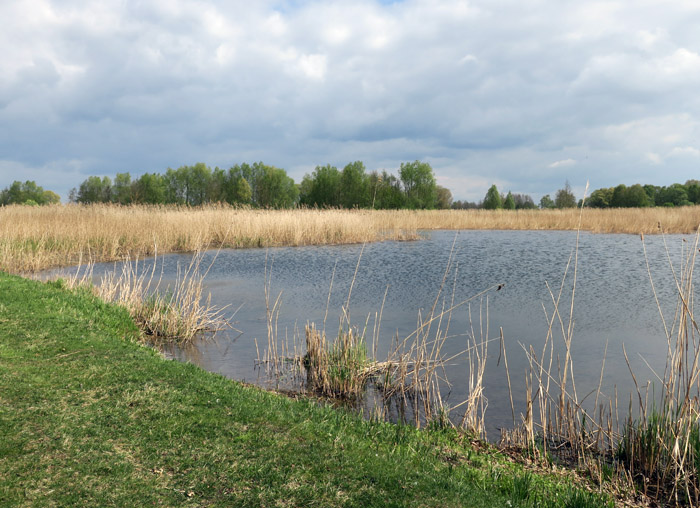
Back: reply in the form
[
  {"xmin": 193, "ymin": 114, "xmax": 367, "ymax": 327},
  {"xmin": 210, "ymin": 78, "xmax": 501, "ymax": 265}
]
[{"xmin": 53, "ymin": 250, "xmax": 229, "ymax": 344}]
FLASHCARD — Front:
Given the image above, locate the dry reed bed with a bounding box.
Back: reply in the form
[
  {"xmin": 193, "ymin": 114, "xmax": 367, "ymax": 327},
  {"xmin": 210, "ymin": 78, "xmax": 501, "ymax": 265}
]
[
  {"xmin": 3, "ymin": 204, "xmax": 700, "ymax": 274},
  {"xmin": 407, "ymin": 207, "xmax": 700, "ymax": 234},
  {"xmin": 0, "ymin": 204, "xmax": 417, "ymax": 273}
]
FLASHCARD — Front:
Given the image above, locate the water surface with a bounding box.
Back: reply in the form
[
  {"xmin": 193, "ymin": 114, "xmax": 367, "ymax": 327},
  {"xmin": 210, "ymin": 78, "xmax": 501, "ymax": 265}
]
[{"xmin": 80, "ymin": 230, "xmax": 693, "ymax": 436}]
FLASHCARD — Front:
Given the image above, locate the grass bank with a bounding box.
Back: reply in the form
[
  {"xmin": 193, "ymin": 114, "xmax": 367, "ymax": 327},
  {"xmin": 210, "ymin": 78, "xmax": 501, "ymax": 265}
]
[
  {"xmin": 0, "ymin": 272, "xmax": 612, "ymax": 507},
  {"xmin": 2, "ymin": 204, "xmax": 700, "ymax": 273}
]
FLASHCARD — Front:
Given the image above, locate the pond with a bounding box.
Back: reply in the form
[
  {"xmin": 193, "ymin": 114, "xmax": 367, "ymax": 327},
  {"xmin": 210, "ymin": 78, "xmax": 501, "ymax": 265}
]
[{"xmin": 72, "ymin": 230, "xmax": 693, "ymax": 438}]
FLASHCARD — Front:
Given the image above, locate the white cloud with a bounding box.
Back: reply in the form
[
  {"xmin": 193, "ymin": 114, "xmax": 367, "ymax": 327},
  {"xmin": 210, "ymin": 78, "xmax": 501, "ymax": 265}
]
[
  {"xmin": 669, "ymin": 146, "xmax": 700, "ymax": 158},
  {"xmin": 297, "ymin": 54, "xmax": 327, "ymax": 81},
  {"xmin": 646, "ymin": 152, "xmax": 663, "ymax": 165},
  {"xmin": 549, "ymin": 159, "xmax": 576, "ymax": 168}
]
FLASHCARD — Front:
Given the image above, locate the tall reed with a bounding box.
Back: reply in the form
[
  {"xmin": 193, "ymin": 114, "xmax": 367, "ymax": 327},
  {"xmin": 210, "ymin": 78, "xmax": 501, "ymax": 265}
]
[
  {"xmin": 617, "ymin": 231, "xmax": 700, "ymax": 505},
  {"xmin": 378, "ymin": 238, "xmax": 501, "ymax": 434},
  {"xmin": 499, "ymin": 187, "xmax": 625, "ymax": 476},
  {"xmin": 0, "ymin": 204, "xmax": 418, "ymax": 273}
]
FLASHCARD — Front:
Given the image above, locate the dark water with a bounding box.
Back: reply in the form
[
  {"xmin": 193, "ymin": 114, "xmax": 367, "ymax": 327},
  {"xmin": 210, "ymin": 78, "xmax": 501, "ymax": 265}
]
[{"xmin": 73, "ymin": 230, "xmax": 694, "ymax": 437}]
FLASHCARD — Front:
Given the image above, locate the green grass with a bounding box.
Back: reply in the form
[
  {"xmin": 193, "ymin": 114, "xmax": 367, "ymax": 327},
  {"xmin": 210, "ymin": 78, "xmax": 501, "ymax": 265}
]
[{"xmin": 0, "ymin": 272, "xmax": 613, "ymax": 507}]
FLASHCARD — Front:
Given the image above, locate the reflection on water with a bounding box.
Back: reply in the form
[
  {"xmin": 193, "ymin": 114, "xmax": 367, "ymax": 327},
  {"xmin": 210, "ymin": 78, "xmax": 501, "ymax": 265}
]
[{"xmin": 78, "ymin": 230, "xmax": 692, "ymax": 437}]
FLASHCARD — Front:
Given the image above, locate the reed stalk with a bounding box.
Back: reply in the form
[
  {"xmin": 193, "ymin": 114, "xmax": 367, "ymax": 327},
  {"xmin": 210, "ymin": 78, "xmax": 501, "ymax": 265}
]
[
  {"xmin": 502, "ymin": 186, "xmax": 620, "ymax": 470},
  {"xmin": 616, "ymin": 229, "xmax": 700, "ymax": 505}
]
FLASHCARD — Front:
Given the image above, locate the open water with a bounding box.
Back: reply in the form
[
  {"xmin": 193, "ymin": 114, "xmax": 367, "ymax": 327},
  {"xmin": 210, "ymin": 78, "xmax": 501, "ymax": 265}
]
[{"xmin": 72, "ymin": 230, "xmax": 694, "ymax": 437}]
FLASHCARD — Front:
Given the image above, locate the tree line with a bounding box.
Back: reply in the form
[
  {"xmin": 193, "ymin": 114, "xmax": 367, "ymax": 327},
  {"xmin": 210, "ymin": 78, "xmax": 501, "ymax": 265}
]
[
  {"xmin": 68, "ymin": 162, "xmax": 297, "ymax": 208},
  {"xmin": 3, "ymin": 168, "xmax": 700, "ymax": 211},
  {"xmin": 538, "ymin": 180, "xmax": 700, "ymax": 209},
  {"xmin": 65, "ymin": 160, "xmax": 451, "ymax": 209},
  {"xmin": 459, "ymin": 179, "xmax": 700, "ymax": 210},
  {"xmin": 586, "ymin": 181, "xmax": 700, "ymax": 208}
]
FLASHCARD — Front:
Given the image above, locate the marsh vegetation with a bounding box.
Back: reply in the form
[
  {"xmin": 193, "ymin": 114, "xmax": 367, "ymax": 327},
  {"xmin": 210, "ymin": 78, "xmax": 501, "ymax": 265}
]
[
  {"xmin": 5, "ymin": 203, "xmax": 700, "ymax": 504},
  {"xmin": 3, "ymin": 203, "xmax": 700, "ymax": 273}
]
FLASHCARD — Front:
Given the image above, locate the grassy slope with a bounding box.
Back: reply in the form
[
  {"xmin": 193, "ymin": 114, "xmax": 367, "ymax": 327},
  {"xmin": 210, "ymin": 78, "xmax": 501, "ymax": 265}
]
[{"xmin": 0, "ymin": 273, "xmax": 611, "ymax": 507}]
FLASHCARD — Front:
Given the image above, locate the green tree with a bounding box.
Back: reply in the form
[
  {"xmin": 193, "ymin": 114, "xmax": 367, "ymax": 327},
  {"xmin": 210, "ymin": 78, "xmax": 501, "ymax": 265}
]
[
  {"xmin": 209, "ymin": 167, "xmax": 227, "ymax": 203},
  {"xmin": 301, "ymin": 164, "xmax": 341, "ymax": 207},
  {"xmin": 482, "ymin": 185, "xmax": 502, "ymax": 210},
  {"xmin": 539, "ymin": 194, "xmax": 555, "ymax": 209},
  {"xmin": 686, "ymin": 180, "xmax": 700, "ymax": 204},
  {"xmin": 658, "ymin": 183, "xmax": 690, "ymax": 207},
  {"xmin": 399, "ymin": 161, "xmax": 437, "ymax": 209},
  {"xmin": 132, "ymin": 173, "xmax": 166, "ymax": 204},
  {"xmin": 188, "ymin": 163, "xmax": 213, "ymax": 206},
  {"xmin": 625, "ymin": 184, "xmax": 651, "ymax": 207},
  {"xmin": 112, "ymin": 172, "xmax": 133, "ymax": 204},
  {"xmin": 41, "ymin": 190, "xmax": 61, "ymax": 204},
  {"xmin": 164, "ymin": 167, "xmax": 187, "ymax": 204},
  {"xmin": 587, "ymin": 188, "xmax": 613, "ymax": 208},
  {"xmin": 340, "ymin": 161, "xmax": 369, "ymax": 208},
  {"xmin": 229, "ymin": 177, "xmax": 251, "ymax": 205},
  {"xmin": 503, "ymin": 191, "xmax": 515, "ymax": 210},
  {"xmin": 226, "ymin": 164, "xmax": 255, "ymax": 203},
  {"xmin": 255, "ymin": 163, "xmax": 298, "ymax": 208},
  {"xmin": 298, "ymin": 175, "xmax": 314, "ymax": 206},
  {"xmin": 76, "ymin": 176, "xmax": 112, "ymax": 203},
  {"xmin": 610, "ymin": 184, "xmax": 627, "ymax": 208},
  {"xmin": 160, "ymin": 163, "xmax": 213, "ymax": 205},
  {"xmin": 513, "ymin": 193, "xmax": 536, "ymax": 209},
  {"xmin": 554, "ymin": 181, "xmax": 576, "ymax": 208},
  {"xmin": 643, "ymin": 184, "xmax": 661, "ymax": 206},
  {"xmin": 436, "ymin": 186, "xmax": 453, "ymax": 209},
  {"xmin": 369, "ymin": 171, "xmax": 405, "ymax": 209},
  {"xmin": 451, "ymin": 200, "xmax": 479, "ymax": 209}
]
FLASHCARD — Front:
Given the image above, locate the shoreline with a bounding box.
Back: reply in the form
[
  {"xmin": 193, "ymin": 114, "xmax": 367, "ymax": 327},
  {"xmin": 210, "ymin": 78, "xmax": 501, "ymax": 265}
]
[{"xmin": 0, "ymin": 271, "xmax": 617, "ymax": 507}]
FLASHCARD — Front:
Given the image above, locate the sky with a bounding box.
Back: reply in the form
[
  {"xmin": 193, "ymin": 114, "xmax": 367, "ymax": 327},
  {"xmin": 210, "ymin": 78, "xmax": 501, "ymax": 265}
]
[{"xmin": 2, "ymin": 0, "xmax": 700, "ymax": 203}]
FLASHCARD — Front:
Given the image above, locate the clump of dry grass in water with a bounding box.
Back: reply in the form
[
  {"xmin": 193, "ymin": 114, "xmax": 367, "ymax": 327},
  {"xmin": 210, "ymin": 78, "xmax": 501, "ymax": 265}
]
[
  {"xmin": 59, "ymin": 249, "xmax": 230, "ymax": 344},
  {"xmin": 304, "ymin": 324, "xmax": 378, "ymax": 399},
  {"xmin": 261, "ymin": 237, "xmax": 503, "ymax": 435}
]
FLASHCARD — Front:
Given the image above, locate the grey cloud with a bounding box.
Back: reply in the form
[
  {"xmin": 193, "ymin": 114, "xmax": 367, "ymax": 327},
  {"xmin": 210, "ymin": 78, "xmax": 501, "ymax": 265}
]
[{"xmin": 2, "ymin": 0, "xmax": 700, "ymax": 202}]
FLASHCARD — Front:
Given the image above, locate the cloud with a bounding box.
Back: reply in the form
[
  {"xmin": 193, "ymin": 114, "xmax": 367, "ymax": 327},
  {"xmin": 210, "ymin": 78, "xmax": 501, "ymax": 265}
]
[
  {"xmin": 669, "ymin": 146, "xmax": 700, "ymax": 158},
  {"xmin": 646, "ymin": 153, "xmax": 663, "ymax": 165},
  {"xmin": 549, "ymin": 159, "xmax": 576, "ymax": 168},
  {"xmin": 1, "ymin": 0, "xmax": 700, "ymax": 201}
]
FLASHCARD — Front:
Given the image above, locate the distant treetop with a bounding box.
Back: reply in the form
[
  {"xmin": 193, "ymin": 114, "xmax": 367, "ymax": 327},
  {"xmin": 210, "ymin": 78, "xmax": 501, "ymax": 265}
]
[{"xmin": 0, "ymin": 181, "xmax": 60, "ymax": 206}]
